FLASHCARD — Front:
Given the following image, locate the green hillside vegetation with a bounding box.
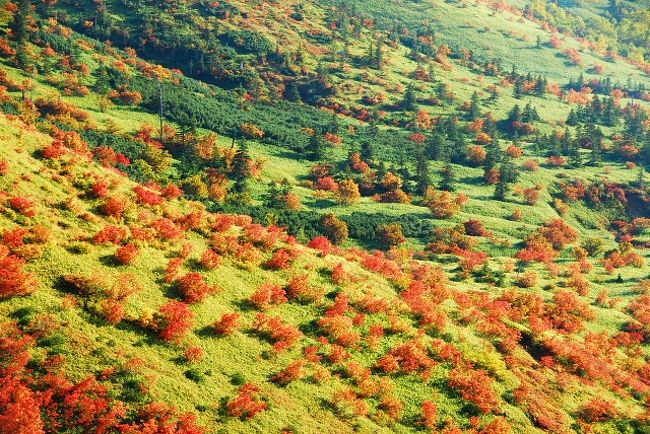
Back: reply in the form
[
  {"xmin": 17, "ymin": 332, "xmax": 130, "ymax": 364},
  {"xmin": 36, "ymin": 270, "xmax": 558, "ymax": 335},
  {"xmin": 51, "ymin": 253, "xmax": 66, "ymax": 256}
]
[{"xmin": 0, "ymin": 1, "xmax": 650, "ymax": 433}]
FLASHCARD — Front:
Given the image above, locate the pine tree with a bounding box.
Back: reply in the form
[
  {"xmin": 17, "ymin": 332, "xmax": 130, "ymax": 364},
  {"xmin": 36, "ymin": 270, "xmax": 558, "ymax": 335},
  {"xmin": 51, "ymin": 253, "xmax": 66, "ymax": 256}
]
[
  {"xmin": 468, "ymin": 91, "xmax": 481, "ymax": 120},
  {"xmin": 402, "ymin": 82, "xmax": 417, "ymax": 111},
  {"xmin": 306, "ymin": 133, "xmax": 326, "ymax": 161},
  {"xmin": 415, "ymin": 147, "xmax": 430, "ymax": 194},
  {"xmin": 12, "ymin": 0, "xmax": 32, "ymax": 68},
  {"xmin": 494, "ymin": 154, "xmax": 517, "ymax": 201},
  {"xmin": 513, "ymin": 78, "xmax": 524, "ymax": 99},
  {"xmin": 590, "ymin": 131, "xmax": 603, "ymax": 166},
  {"xmin": 439, "ymin": 163, "xmax": 456, "ymax": 191},
  {"xmin": 567, "ymin": 109, "xmax": 578, "ymax": 126},
  {"xmin": 93, "ymin": 65, "xmax": 111, "ymax": 94},
  {"xmin": 426, "ymin": 131, "xmax": 447, "ymax": 160},
  {"xmin": 361, "ymin": 140, "xmax": 374, "ymax": 163},
  {"xmin": 284, "ymin": 81, "xmax": 301, "ymax": 102},
  {"xmin": 428, "ymin": 63, "xmax": 435, "ymax": 82},
  {"xmin": 637, "ymin": 167, "xmax": 646, "ymax": 190},
  {"xmin": 231, "ymin": 142, "xmax": 251, "ymax": 193}
]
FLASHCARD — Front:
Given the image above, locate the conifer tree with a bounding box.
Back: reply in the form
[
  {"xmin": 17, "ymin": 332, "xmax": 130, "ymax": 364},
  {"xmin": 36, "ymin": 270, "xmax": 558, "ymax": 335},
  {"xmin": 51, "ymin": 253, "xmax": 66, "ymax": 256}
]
[
  {"xmin": 12, "ymin": 0, "xmax": 32, "ymax": 68},
  {"xmin": 402, "ymin": 82, "xmax": 417, "ymax": 111},
  {"xmin": 439, "ymin": 163, "xmax": 456, "ymax": 192},
  {"xmin": 231, "ymin": 142, "xmax": 251, "ymax": 193},
  {"xmin": 306, "ymin": 133, "xmax": 326, "ymax": 161},
  {"xmin": 416, "ymin": 147, "xmax": 430, "ymax": 194},
  {"xmin": 468, "ymin": 91, "xmax": 481, "ymax": 120}
]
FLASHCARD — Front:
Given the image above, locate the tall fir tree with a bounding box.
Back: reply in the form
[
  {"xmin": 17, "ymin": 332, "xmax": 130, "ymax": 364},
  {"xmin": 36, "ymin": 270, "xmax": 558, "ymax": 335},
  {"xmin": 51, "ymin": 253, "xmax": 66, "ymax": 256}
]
[
  {"xmin": 12, "ymin": 0, "xmax": 32, "ymax": 68},
  {"xmin": 415, "ymin": 147, "xmax": 431, "ymax": 194},
  {"xmin": 231, "ymin": 142, "xmax": 252, "ymax": 193},
  {"xmin": 402, "ymin": 82, "xmax": 417, "ymax": 111},
  {"xmin": 439, "ymin": 163, "xmax": 456, "ymax": 191}
]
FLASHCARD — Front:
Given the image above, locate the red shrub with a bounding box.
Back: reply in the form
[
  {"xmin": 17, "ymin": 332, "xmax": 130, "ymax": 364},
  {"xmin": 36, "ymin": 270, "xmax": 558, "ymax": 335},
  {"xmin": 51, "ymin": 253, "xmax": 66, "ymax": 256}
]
[
  {"xmin": 286, "ymin": 274, "xmax": 324, "ymax": 303},
  {"xmin": 380, "ymin": 395, "xmax": 404, "ymax": 421},
  {"xmin": 91, "ymin": 180, "xmax": 109, "ymax": 198},
  {"xmin": 464, "ymin": 220, "xmax": 488, "ymax": 237},
  {"xmin": 200, "ymin": 249, "xmax": 222, "ymax": 270},
  {"xmin": 579, "ymin": 398, "xmax": 617, "ymax": 423},
  {"xmin": 164, "ymin": 257, "xmax": 184, "ymax": 283},
  {"xmin": 254, "ymin": 313, "xmax": 302, "ymax": 351},
  {"xmin": 308, "ymin": 236, "xmax": 333, "ymax": 256},
  {"xmin": 0, "ymin": 251, "xmax": 38, "ymax": 299},
  {"xmin": 41, "ymin": 141, "xmax": 67, "ymax": 159},
  {"xmin": 114, "ymin": 243, "xmax": 139, "ymax": 265},
  {"xmin": 184, "ymin": 346, "xmax": 204, "ymax": 363},
  {"xmin": 9, "ymin": 197, "xmax": 36, "ymax": 217},
  {"xmin": 264, "ymin": 248, "xmax": 297, "ymax": 270},
  {"xmin": 448, "ymin": 366, "xmax": 498, "ymax": 413},
  {"xmin": 213, "ymin": 313, "xmax": 240, "ymax": 336},
  {"xmin": 539, "ymin": 219, "xmax": 578, "ymax": 250},
  {"xmin": 226, "ymin": 383, "xmax": 267, "ymax": 419},
  {"xmin": 522, "ymin": 159, "xmax": 539, "ymax": 172},
  {"xmin": 549, "ymin": 290, "xmax": 594, "ymax": 334},
  {"xmin": 330, "ymin": 263, "xmax": 349, "ymax": 285},
  {"xmin": 93, "ymin": 225, "xmax": 128, "ymax": 245},
  {"xmin": 272, "ymin": 360, "xmax": 305, "ymax": 385},
  {"xmin": 467, "ymin": 146, "xmax": 487, "ymax": 166},
  {"xmin": 162, "ymin": 183, "xmax": 183, "ymax": 199},
  {"xmin": 318, "ymin": 315, "xmax": 360, "ymax": 348},
  {"xmin": 155, "ymin": 301, "xmax": 194, "ymax": 342},
  {"xmin": 420, "ymin": 400, "xmax": 438, "ymax": 429},
  {"xmin": 376, "ymin": 340, "xmax": 435, "ymax": 376},
  {"xmin": 151, "ymin": 218, "xmax": 183, "ymax": 241},
  {"xmin": 101, "ymin": 196, "xmax": 126, "ymax": 218},
  {"xmin": 176, "ymin": 273, "xmax": 217, "ymax": 304},
  {"xmin": 523, "ymin": 188, "xmax": 539, "ymax": 205},
  {"xmin": 249, "ymin": 283, "xmax": 287, "ymax": 310},
  {"xmin": 0, "ymin": 379, "xmax": 45, "ymax": 434},
  {"xmin": 546, "ymin": 156, "xmax": 566, "ymax": 167},
  {"xmin": 134, "ymin": 185, "xmax": 163, "ymax": 206},
  {"xmin": 99, "ymin": 298, "xmax": 126, "ymax": 325}
]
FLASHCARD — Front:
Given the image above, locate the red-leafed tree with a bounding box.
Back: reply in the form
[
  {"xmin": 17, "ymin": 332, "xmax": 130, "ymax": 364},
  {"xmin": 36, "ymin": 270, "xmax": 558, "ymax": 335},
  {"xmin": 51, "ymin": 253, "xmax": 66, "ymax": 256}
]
[
  {"xmin": 226, "ymin": 383, "xmax": 268, "ymax": 419},
  {"xmin": 213, "ymin": 313, "xmax": 240, "ymax": 336},
  {"xmin": 155, "ymin": 301, "xmax": 194, "ymax": 342},
  {"xmin": 176, "ymin": 273, "xmax": 217, "ymax": 304},
  {"xmin": 0, "ymin": 250, "xmax": 38, "ymax": 299}
]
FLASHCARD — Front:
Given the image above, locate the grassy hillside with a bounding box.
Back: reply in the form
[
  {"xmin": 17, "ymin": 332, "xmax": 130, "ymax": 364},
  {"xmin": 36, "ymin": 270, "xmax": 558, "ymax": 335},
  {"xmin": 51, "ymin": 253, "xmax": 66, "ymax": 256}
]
[{"xmin": 0, "ymin": 1, "xmax": 650, "ymax": 433}]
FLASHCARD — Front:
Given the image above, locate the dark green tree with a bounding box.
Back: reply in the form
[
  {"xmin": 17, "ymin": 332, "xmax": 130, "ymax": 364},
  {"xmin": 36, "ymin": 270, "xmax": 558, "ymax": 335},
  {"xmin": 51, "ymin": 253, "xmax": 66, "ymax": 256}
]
[
  {"xmin": 306, "ymin": 133, "xmax": 326, "ymax": 161},
  {"xmin": 12, "ymin": 0, "xmax": 32, "ymax": 68},
  {"xmin": 415, "ymin": 147, "xmax": 430, "ymax": 194},
  {"xmin": 402, "ymin": 82, "xmax": 417, "ymax": 111},
  {"xmin": 439, "ymin": 163, "xmax": 456, "ymax": 192},
  {"xmin": 231, "ymin": 142, "xmax": 252, "ymax": 193}
]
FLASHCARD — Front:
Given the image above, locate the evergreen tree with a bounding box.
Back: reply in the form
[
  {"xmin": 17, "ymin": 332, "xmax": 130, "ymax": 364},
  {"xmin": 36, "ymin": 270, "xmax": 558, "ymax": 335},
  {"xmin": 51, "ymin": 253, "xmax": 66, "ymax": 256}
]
[
  {"xmin": 415, "ymin": 147, "xmax": 430, "ymax": 194},
  {"xmin": 426, "ymin": 131, "xmax": 447, "ymax": 160},
  {"xmin": 513, "ymin": 78, "xmax": 524, "ymax": 99},
  {"xmin": 93, "ymin": 65, "xmax": 111, "ymax": 95},
  {"xmin": 637, "ymin": 167, "xmax": 646, "ymax": 190},
  {"xmin": 306, "ymin": 133, "xmax": 326, "ymax": 161},
  {"xmin": 468, "ymin": 91, "xmax": 481, "ymax": 120},
  {"xmin": 284, "ymin": 81, "xmax": 301, "ymax": 102},
  {"xmin": 439, "ymin": 163, "xmax": 456, "ymax": 191},
  {"xmin": 589, "ymin": 131, "xmax": 603, "ymax": 166},
  {"xmin": 567, "ymin": 109, "xmax": 578, "ymax": 126},
  {"xmin": 231, "ymin": 142, "xmax": 251, "ymax": 193},
  {"xmin": 484, "ymin": 137, "xmax": 501, "ymax": 171},
  {"xmin": 494, "ymin": 154, "xmax": 517, "ymax": 201},
  {"xmin": 427, "ymin": 63, "xmax": 435, "ymax": 82},
  {"xmin": 12, "ymin": 0, "xmax": 32, "ymax": 68},
  {"xmin": 561, "ymin": 128, "xmax": 572, "ymax": 155},
  {"xmin": 402, "ymin": 82, "xmax": 417, "ymax": 111}
]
